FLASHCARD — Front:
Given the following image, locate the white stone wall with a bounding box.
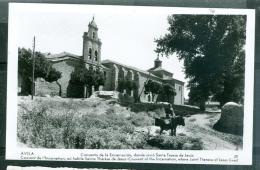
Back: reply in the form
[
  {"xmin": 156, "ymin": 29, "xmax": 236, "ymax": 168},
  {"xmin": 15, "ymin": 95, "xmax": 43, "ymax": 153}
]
[
  {"xmin": 102, "ymin": 62, "xmax": 184, "ymax": 105},
  {"xmin": 174, "ymin": 82, "xmax": 184, "ymax": 105}
]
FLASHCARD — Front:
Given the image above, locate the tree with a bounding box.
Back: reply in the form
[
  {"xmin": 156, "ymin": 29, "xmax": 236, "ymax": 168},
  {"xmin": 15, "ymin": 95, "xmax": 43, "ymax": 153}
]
[
  {"xmin": 70, "ymin": 66, "xmax": 105, "ymax": 98},
  {"xmin": 125, "ymin": 80, "xmax": 135, "ymax": 95},
  {"xmin": 68, "ymin": 67, "xmax": 85, "ymax": 98},
  {"xmin": 117, "ymin": 80, "xmax": 126, "ymax": 93},
  {"xmin": 144, "ymin": 80, "xmax": 176, "ymax": 103},
  {"xmin": 155, "ymin": 15, "xmax": 246, "ymax": 109},
  {"xmin": 18, "ymin": 48, "xmax": 33, "ymax": 94},
  {"xmin": 45, "ymin": 67, "xmax": 62, "ymax": 96},
  {"xmin": 18, "ymin": 48, "xmax": 62, "ymax": 95},
  {"xmin": 212, "ymin": 51, "xmax": 245, "ymax": 105},
  {"xmin": 161, "ymin": 83, "xmax": 176, "ymax": 103},
  {"xmin": 93, "ymin": 67, "xmax": 105, "ymax": 91},
  {"xmin": 70, "ymin": 67, "xmax": 90, "ymax": 98},
  {"xmin": 144, "ymin": 80, "xmax": 162, "ymax": 102},
  {"xmin": 117, "ymin": 79, "xmax": 137, "ymax": 96}
]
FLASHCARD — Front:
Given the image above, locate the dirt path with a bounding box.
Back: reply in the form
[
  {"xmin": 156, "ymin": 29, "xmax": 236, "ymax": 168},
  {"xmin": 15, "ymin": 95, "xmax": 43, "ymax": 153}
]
[
  {"xmin": 182, "ymin": 113, "xmax": 242, "ymax": 150},
  {"xmin": 139, "ymin": 113, "xmax": 243, "ymax": 150}
]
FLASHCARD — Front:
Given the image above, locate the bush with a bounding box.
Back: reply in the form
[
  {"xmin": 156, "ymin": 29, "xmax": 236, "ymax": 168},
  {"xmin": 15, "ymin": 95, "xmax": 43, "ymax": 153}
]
[
  {"xmin": 128, "ymin": 112, "xmax": 154, "ymax": 127},
  {"xmin": 82, "ymin": 115, "xmax": 110, "ymax": 129},
  {"xmin": 18, "ymin": 105, "xmax": 60, "ymax": 148},
  {"xmin": 18, "ymin": 101, "xmax": 79, "ymax": 148},
  {"xmin": 147, "ymin": 135, "xmax": 203, "ymax": 150},
  {"xmin": 83, "ymin": 128, "xmax": 132, "ymax": 149},
  {"xmin": 128, "ymin": 132, "xmax": 152, "ymax": 149}
]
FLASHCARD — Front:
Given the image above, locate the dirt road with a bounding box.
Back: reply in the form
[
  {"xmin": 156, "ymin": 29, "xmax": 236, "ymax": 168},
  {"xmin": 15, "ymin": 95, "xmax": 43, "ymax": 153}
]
[
  {"xmin": 139, "ymin": 113, "xmax": 243, "ymax": 150},
  {"xmin": 182, "ymin": 113, "xmax": 242, "ymax": 150}
]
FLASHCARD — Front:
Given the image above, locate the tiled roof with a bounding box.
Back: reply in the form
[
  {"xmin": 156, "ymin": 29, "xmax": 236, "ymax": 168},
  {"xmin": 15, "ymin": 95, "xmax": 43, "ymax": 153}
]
[
  {"xmin": 44, "ymin": 51, "xmax": 82, "ymax": 61},
  {"xmin": 163, "ymin": 77, "xmax": 185, "ymax": 84},
  {"xmin": 101, "ymin": 59, "xmax": 160, "ymax": 79},
  {"xmin": 100, "ymin": 64, "xmax": 109, "ymax": 70},
  {"xmin": 148, "ymin": 66, "xmax": 173, "ymax": 75}
]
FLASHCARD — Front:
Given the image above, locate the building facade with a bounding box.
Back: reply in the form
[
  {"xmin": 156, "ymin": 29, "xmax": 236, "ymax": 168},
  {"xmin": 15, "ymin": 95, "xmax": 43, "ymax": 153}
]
[{"xmin": 35, "ymin": 17, "xmax": 184, "ymax": 105}]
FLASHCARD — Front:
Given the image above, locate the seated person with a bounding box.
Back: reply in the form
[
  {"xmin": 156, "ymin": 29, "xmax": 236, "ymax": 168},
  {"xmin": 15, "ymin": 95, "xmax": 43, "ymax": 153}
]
[{"xmin": 165, "ymin": 103, "xmax": 175, "ymax": 118}]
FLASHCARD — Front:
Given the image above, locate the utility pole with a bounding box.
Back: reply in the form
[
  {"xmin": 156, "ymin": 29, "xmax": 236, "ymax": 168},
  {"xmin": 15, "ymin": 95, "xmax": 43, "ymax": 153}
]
[{"xmin": 31, "ymin": 36, "xmax": 36, "ymax": 100}]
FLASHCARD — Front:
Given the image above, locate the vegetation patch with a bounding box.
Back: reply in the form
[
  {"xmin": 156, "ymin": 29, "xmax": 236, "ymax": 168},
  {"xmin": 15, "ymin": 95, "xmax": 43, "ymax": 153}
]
[
  {"xmin": 147, "ymin": 134, "xmax": 203, "ymax": 150},
  {"xmin": 18, "ymin": 97, "xmax": 203, "ymax": 150}
]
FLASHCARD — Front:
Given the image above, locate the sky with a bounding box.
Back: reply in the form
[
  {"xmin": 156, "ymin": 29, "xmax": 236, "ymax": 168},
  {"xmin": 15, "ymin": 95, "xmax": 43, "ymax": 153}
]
[{"xmin": 10, "ymin": 4, "xmax": 191, "ymax": 98}]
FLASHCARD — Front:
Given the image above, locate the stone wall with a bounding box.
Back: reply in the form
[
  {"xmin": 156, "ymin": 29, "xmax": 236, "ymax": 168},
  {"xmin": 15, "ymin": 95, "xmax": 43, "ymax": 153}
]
[
  {"xmin": 172, "ymin": 104, "xmax": 201, "ymax": 116},
  {"xmin": 35, "ymin": 78, "xmax": 60, "ymax": 96},
  {"xmin": 35, "ymin": 57, "xmax": 185, "ymax": 104},
  {"xmin": 52, "ymin": 59, "xmax": 81, "ymax": 97},
  {"xmin": 103, "ymin": 68, "xmax": 112, "ymax": 91},
  {"xmin": 128, "ymin": 102, "xmax": 165, "ymax": 117},
  {"xmin": 34, "ymin": 58, "xmax": 81, "ymax": 97},
  {"xmin": 102, "ymin": 61, "xmax": 184, "ymax": 105},
  {"xmin": 136, "ymin": 72, "xmax": 147, "ymax": 102},
  {"xmin": 138, "ymin": 73, "xmax": 161, "ymax": 103},
  {"xmin": 174, "ymin": 82, "xmax": 184, "ymax": 105},
  {"xmin": 102, "ymin": 63, "xmax": 119, "ymax": 90}
]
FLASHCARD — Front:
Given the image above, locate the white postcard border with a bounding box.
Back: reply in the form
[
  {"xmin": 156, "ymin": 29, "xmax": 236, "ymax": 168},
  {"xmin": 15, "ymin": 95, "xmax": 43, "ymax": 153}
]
[{"xmin": 6, "ymin": 3, "xmax": 255, "ymax": 165}]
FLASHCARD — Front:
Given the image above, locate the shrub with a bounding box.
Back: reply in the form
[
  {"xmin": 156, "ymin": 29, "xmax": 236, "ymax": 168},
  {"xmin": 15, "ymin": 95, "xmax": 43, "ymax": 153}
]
[
  {"xmin": 147, "ymin": 135, "xmax": 203, "ymax": 150},
  {"xmin": 84, "ymin": 128, "xmax": 130, "ymax": 149},
  {"xmin": 82, "ymin": 115, "xmax": 110, "ymax": 129},
  {"xmin": 146, "ymin": 135, "xmax": 164, "ymax": 148},
  {"xmin": 84, "ymin": 128, "xmax": 111, "ymax": 149},
  {"xmin": 18, "ymin": 101, "xmax": 80, "ymax": 148},
  {"xmin": 121, "ymin": 124, "xmax": 135, "ymax": 134},
  {"xmin": 18, "ymin": 105, "xmax": 59, "ymax": 148},
  {"xmin": 127, "ymin": 132, "xmax": 151, "ymax": 149},
  {"xmin": 105, "ymin": 108, "xmax": 115, "ymax": 115},
  {"xmin": 128, "ymin": 112, "xmax": 154, "ymax": 127}
]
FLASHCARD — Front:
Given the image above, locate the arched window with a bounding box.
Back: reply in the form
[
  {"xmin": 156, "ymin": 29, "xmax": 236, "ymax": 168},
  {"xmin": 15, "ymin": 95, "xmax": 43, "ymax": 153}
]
[
  {"xmin": 93, "ymin": 32, "xmax": 95, "ymax": 39},
  {"xmin": 94, "ymin": 51, "xmax": 98, "ymax": 61},
  {"xmin": 88, "ymin": 48, "xmax": 92, "ymax": 59}
]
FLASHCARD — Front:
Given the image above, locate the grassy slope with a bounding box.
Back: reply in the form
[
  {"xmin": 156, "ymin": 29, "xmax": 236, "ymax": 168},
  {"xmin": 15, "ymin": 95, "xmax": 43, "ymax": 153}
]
[{"xmin": 17, "ymin": 96, "xmax": 242, "ymax": 150}]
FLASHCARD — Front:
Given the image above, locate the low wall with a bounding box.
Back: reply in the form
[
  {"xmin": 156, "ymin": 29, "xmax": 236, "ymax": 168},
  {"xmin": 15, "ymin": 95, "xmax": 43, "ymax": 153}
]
[
  {"xmin": 129, "ymin": 102, "xmax": 202, "ymax": 117},
  {"xmin": 35, "ymin": 78, "xmax": 60, "ymax": 97},
  {"xmin": 173, "ymin": 104, "xmax": 202, "ymax": 116},
  {"xmin": 129, "ymin": 103, "xmax": 164, "ymax": 112}
]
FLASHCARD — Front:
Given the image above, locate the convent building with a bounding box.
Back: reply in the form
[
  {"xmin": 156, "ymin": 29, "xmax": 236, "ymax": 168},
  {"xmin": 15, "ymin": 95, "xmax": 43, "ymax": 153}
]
[{"xmin": 35, "ymin": 17, "xmax": 184, "ymax": 105}]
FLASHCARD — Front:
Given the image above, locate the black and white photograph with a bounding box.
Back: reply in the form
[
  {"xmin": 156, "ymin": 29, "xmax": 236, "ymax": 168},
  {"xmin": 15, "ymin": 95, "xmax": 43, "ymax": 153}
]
[{"xmin": 6, "ymin": 3, "xmax": 255, "ymax": 165}]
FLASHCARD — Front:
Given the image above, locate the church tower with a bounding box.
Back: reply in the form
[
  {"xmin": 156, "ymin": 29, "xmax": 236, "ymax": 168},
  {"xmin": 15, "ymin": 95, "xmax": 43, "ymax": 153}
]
[{"xmin": 82, "ymin": 17, "xmax": 102, "ymax": 68}]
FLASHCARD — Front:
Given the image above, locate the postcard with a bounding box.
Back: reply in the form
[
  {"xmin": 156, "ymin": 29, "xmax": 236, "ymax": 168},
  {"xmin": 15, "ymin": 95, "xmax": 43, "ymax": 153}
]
[{"xmin": 6, "ymin": 3, "xmax": 255, "ymax": 165}]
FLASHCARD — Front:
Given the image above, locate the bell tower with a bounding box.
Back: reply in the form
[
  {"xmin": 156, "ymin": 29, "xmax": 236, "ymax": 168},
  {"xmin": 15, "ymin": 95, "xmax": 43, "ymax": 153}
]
[{"xmin": 82, "ymin": 16, "xmax": 102, "ymax": 68}]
